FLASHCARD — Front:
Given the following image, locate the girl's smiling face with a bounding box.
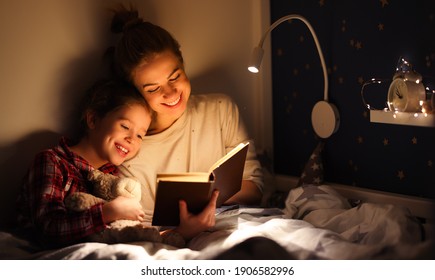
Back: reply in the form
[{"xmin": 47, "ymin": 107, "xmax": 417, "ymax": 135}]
[
  {"xmin": 89, "ymin": 103, "xmax": 151, "ymax": 167},
  {"xmin": 131, "ymin": 50, "xmax": 191, "ymax": 132}
]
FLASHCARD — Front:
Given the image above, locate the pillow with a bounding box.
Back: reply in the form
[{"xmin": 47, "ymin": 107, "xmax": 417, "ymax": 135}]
[
  {"xmin": 296, "ymin": 141, "xmax": 325, "ymax": 187},
  {"xmin": 283, "ymin": 184, "xmax": 351, "ymax": 219}
]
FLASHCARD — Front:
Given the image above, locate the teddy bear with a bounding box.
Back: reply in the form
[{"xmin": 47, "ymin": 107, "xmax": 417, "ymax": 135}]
[{"xmin": 64, "ymin": 169, "xmax": 185, "ymax": 247}]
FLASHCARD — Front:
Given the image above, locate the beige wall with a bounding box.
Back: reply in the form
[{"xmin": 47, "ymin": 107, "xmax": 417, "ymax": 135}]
[{"xmin": 0, "ymin": 0, "xmax": 272, "ymax": 227}]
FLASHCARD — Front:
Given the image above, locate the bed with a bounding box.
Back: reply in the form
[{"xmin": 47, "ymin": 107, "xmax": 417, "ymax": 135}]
[{"xmin": 1, "ymin": 174, "xmax": 434, "ymax": 260}]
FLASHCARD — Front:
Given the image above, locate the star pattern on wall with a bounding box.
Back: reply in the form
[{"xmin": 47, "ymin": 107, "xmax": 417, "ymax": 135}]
[
  {"xmin": 380, "ymin": 0, "xmax": 389, "ymax": 8},
  {"xmin": 350, "ymin": 39, "xmax": 363, "ymax": 50},
  {"xmin": 397, "ymin": 170, "xmax": 405, "ymax": 180},
  {"xmin": 349, "ymin": 160, "xmax": 359, "ymax": 172},
  {"xmin": 341, "ymin": 20, "xmax": 347, "ymax": 32}
]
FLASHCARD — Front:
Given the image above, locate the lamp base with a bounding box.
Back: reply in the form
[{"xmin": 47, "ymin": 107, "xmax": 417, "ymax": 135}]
[{"xmin": 311, "ymin": 101, "xmax": 340, "ymax": 139}]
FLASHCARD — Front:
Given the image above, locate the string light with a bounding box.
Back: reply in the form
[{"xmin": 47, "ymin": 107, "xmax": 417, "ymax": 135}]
[
  {"xmin": 361, "ymin": 77, "xmax": 430, "ymax": 116},
  {"xmin": 360, "ymin": 78, "xmax": 391, "ymax": 111}
]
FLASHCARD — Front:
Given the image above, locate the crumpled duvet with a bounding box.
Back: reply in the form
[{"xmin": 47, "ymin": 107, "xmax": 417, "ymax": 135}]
[{"xmin": 1, "ymin": 185, "xmax": 433, "ymax": 260}]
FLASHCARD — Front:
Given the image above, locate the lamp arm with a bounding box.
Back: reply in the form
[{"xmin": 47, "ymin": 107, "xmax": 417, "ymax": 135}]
[{"xmin": 258, "ymin": 14, "xmax": 329, "ymax": 102}]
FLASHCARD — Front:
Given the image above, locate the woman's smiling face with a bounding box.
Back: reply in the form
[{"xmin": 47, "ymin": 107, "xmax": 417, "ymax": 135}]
[{"xmin": 131, "ymin": 50, "xmax": 191, "ymax": 130}]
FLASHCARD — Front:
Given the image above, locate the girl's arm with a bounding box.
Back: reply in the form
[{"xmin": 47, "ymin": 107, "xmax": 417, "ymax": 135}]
[
  {"xmin": 22, "ymin": 151, "xmax": 106, "ymax": 247},
  {"xmin": 102, "ymin": 196, "xmax": 145, "ymax": 224}
]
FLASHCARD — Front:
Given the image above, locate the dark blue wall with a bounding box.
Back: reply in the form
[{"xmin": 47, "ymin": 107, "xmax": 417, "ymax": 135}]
[{"xmin": 270, "ymin": 0, "xmax": 435, "ymax": 199}]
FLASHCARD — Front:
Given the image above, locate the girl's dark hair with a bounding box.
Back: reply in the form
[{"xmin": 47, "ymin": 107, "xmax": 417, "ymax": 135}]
[
  {"xmin": 76, "ymin": 79, "xmax": 150, "ymax": 139},
  {"xmin": 109, "ymin": 4, "xmax": 184, "ymax": 82}
]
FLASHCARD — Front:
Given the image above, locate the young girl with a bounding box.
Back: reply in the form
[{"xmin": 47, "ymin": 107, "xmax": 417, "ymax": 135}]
[
  {"xmin": 109, "ymin": 5, "xmax": 264, "ymax": 241},
  {"xmin": 16, "ymin": 79, "xmax": 153, "ymax": 248}
]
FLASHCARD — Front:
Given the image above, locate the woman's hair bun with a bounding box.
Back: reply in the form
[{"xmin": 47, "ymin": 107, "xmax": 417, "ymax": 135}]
[{"xmin": 110, "ymin": 5, "xmax": 142, "ymax": 34}]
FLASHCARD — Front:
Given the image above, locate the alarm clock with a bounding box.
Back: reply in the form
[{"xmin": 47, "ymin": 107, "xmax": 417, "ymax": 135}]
[{"xmin": 387, "ymin": 69, "xmax": 426, "ymax": 112}]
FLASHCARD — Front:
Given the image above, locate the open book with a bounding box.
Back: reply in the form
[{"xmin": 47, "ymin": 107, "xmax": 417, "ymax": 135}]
[{"xmin": 151, "ymin": 142, "xmax": 250, "ymax": 226}]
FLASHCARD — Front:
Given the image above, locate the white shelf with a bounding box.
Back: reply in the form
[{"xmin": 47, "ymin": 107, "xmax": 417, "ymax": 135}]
[{"xmin": 370, "ymin": 110, "xmax": 435, "ymax": 127}]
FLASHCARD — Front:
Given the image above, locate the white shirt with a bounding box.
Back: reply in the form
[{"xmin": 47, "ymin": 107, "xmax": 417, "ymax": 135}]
[{"xmin": 119, "ymin": 93, "xmax": 263, "ymax": 223}]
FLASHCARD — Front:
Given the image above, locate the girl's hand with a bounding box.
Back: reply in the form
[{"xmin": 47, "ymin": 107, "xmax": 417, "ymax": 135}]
[
  {"xmin": 102, "ymin": 196, "xmax": 145, "ymax": 224},
  {"xmin": 175, "ymin": 190, "xmax": 219, "ymax": 240}
]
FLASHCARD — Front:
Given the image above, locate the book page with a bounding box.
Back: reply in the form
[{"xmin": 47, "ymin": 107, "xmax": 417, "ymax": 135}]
[{"xmin": 156, "ymin": 172, "xmax": 210, "ymax": 182}]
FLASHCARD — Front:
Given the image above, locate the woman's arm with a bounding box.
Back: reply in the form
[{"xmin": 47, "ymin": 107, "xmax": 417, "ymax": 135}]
[
  {"xmin": 218, "ymin": 95, "xmax": 264, "ymax": 205},
  {"xmin": 224, "ymin": 180, "xmax": 262, "ymax": 206}
]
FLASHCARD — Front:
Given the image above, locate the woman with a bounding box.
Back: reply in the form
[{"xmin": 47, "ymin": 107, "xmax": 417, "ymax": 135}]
[{"xmin": 111, "ymin": 6, "xmax": 264, "ymax": 240}]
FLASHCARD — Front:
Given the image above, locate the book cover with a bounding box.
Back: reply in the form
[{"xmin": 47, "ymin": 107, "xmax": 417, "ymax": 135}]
[{"xmin": 151, "ymin": 142, "xmax": 250, "ymax": 226}]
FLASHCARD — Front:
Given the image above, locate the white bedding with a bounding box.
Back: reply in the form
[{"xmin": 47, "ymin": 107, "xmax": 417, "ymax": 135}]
[{"xmin": 1, "ymin": 185, "xmax": 433, "ymax": 260}]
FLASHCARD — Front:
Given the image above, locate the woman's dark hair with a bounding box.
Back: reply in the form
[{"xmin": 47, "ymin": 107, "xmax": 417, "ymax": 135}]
[
  {"xmin": 76, "ymin": 79, "xmax": 150, "ymax": 139},
  {"xmin": 109, "ymin": 4, "xmax": 184, "ymax": 82}
]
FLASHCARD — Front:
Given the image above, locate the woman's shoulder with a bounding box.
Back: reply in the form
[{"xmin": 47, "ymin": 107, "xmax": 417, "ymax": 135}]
[
  {"xmin": 190, "ymin": 93, "xmax": 235, "ymax": 107},
  {"xmin": 188, "ymin": 94, "xmax": 240, "ymax": 118}
]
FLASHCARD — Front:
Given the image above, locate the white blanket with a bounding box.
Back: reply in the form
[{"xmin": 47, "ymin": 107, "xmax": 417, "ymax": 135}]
[{"xmin": 1, "ymin": 185, "xmax": 433, "ymax": 260}]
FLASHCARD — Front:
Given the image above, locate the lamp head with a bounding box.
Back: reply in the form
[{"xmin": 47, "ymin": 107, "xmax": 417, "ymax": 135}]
[{"xmin": 248, "ymin": 46, "xmax": 264, "ymax": 73}]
